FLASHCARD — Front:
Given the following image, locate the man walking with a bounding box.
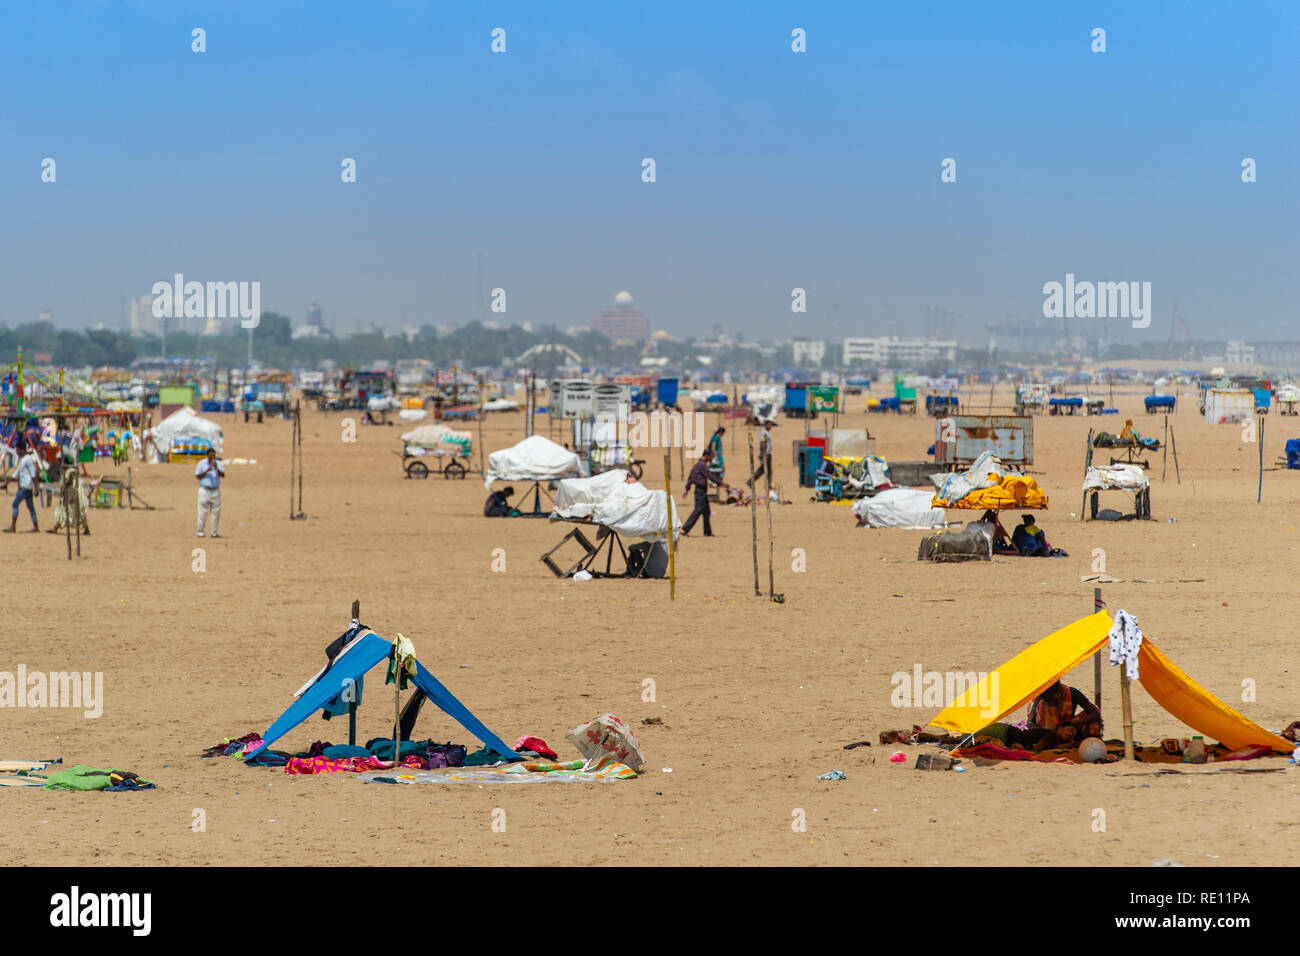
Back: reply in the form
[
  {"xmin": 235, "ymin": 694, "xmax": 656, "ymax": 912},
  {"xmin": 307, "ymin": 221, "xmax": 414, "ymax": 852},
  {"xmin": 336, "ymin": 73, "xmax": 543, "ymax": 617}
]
[
  {"xmin": 6, "ymin": 442, "xmax": 41, "ymax": 533},
  {"xmin": 681, "ymin": 449, "xmax": 724, "ymax": 537},
  {"xmin": 196, "ymin": 447, "xmax": 224, "ymax": 538}
]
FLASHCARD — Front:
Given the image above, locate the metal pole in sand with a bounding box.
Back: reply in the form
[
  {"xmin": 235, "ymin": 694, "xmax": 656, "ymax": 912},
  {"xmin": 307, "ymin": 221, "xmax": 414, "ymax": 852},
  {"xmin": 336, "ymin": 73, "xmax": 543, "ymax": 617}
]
[
  {"xmin": 663, "ymin": 453, "xmax": 675, "ymax": 601},
  {"xmin": 747, "ymin": 435, "xmax": 759, "ymax": 597},
  {"xmin": 296, "ymin": 400, "xmax": 304, "ymax": 516},
  {"xmin": 1171, "ymin": 426, "xmax": 1181, "ymax": 484}
]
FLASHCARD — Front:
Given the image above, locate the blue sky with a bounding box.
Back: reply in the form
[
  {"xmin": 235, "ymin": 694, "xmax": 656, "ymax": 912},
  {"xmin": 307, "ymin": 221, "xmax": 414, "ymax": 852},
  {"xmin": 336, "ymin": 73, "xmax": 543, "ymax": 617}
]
[{"xmin": 1, "ymin": 1, "xmax": 1295, "ymax": 345}]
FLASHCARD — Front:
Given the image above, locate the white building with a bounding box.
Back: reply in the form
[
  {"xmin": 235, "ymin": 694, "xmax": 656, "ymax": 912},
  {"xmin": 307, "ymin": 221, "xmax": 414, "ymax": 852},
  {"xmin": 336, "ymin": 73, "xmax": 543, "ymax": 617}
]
[
  {"xmin": 792, "ymin": 339, "xmax": 826, "ymax": 366},
  {"xmin": 1225, "ymin": 340, "xmax": 1255, "ymax": 364},
  {"xmin": 129, "ymin": 295, "xmax": 158, "ymax": 337},
  {"xmin": 843, "ymin": 336, "xmax": 957, "ymax": 367}
]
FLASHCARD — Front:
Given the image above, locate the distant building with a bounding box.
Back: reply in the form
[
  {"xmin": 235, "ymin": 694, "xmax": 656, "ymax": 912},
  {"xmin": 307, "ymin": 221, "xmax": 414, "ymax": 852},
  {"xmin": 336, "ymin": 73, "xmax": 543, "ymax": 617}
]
[
  {"xmin": 792, "ymin": 339, "xmax": 826, "ymax": 366},
  {"xmin": 1225, "ymin": 340, "xmax": 1255, "ymax": 364},
  {"xmin": 591, "ymin": 291, "xmax": 649, "ymax": 343},
  {"xmin": 842, "ymin": 336, "xmax": 957, "ymax": 367},
  {"xmin": 129, "ymin": 295, "xmax": 158, "ymax": 337},
  {"xmin": 306, "ymin": 298, "xmax": 324, "ymax": 328}
]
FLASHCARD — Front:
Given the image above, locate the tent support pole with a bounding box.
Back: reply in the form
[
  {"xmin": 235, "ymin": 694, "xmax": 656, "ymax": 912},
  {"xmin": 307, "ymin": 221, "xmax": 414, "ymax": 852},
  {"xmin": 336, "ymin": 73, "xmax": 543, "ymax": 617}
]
[
  {"xmin": 1120, "ymin": 662, "xmax": 1135, "ymax": 761},
  {"xmin": 1171, "ymin": 426, "xmax": 1181, "ymax": 484},
  {"xmin": 349, "ymin": 600, "xmax": 359, "ymax": 746},
  {"xmin": 1092, "ymin": 588, "xmax": 1103, "ymax": 711}
]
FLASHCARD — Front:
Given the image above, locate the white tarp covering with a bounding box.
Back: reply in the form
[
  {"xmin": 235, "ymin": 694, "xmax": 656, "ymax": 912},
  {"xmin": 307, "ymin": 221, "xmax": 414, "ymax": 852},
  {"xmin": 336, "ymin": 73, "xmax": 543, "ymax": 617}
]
[
  {"xmin": 552, "ymin": 470, "xmax": 630, "ymax": 519},
  {"xmin": 1204, "ymin": 388, "xmax": 1254, "ymax": 424},
  {"xmin": 146, "ymin": 406, "xmax": 223, "ymax": 462},
  {"xmin": 931, "ymin": 450, "xmax": 1005, "ymax": 504},
  {"xmin": 483, "ymin": 399, "xmax": 520, "ymax": 412},
  {"xmin": 590, "ymin": 481, "xmax": 682, "ymax": 542},
  {"xmin": 852, "ymin": 488, "xmax": 947, "ymax": 528},
  {"xmin": 1083, "ymin": 463, "xmax": 1150, "ymax": 492},
  {"xmin": 485, "ymin": 435, "xmax": 582, "ymax": 488},
  {"xmin": 401, "ymin": 424, "xmax": 452, "ymax": 446},
  {"xmin": 398, "ymin": 408, "xmax": 427, "ymax": 422}
]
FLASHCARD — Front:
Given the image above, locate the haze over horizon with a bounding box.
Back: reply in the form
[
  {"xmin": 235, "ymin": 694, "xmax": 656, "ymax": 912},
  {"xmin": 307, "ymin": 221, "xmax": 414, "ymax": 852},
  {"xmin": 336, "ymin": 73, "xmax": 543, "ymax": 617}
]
[{"xmin": 2, "ymin": 2, "xmax": 1296, "ymax": 345}]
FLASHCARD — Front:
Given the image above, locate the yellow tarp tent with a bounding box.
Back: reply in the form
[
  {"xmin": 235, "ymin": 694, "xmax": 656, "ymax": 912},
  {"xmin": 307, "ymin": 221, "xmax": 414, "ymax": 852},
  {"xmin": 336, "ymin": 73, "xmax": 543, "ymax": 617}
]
[
  {"xmin": 929, "ymin": 610, "xmax": 1291, "ymax": 753},
  {"xmin": 933, "ymin": 474, "xmax": 1049, "ymax": 510}
]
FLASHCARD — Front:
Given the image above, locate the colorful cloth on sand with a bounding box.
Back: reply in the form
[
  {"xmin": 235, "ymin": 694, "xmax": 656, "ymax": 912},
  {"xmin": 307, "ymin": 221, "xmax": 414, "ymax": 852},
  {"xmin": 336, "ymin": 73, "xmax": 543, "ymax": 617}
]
[
  {"xmin": 43, "ymin": 766, "xmax": 155, "ymax": 791},
  {"xmin": 362, "ymin": 757, "xmax": 637, "ymax": 785},
  {"xmin": 285, "ymin": 755, "xmax": 424, "ymax": 775},
  {"xmin": 513, "ymin": 735, "xmax": 558, "ymax": 760}
]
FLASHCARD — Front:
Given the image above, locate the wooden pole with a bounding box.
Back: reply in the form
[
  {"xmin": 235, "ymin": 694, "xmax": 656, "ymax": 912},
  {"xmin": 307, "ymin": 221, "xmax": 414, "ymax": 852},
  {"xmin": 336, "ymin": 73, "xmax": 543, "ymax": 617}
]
[
  {"xmin": 1171, "ymin": 426, "xmax": 1181, "ymax": 484},
  {"xmin": 663, "ymin": 453, "xmax": 675, "ymax": 601},
  {"xmin": 348, "ymin": 599, "xmax": 359, "ymax": 746},
  {"xmin": 1092, "ymin": 588, "xmax": 1103, "ymax": 711},
  {"xmin": 296, "ymin": 400, "xmax": 304, "ymax": 516},
  {"xmin": 477, "ymin": 375, "xmax": 486, "ymax": 474},
  {"xmin": 1258, "ymin": 414, "xmax": 1264, "ymax": 503},
  {"xmin": 764, "ymin": 439, "xmax": 775, "ymax": 600},
  {"xmin": 73, "ymin": 462, "xmax": 81, "ymax": 557},
  {"xmin": 63, "ymin": 478, "xmax": 71, "ymax": 560},
  {"xmin": 1120, "ymin": 662, "xmax": 1135, "ymax": 760},
  {"xmin": 747, "ymin": 435, "xmax": 760, "ymax": 596},
  {"xmin": 288, "ymin": 400, "xmax": 296, "ymax": 519},
  {"xmin": 1161, "ymin": 415, "xmax": 1168, "ymax": 481}
]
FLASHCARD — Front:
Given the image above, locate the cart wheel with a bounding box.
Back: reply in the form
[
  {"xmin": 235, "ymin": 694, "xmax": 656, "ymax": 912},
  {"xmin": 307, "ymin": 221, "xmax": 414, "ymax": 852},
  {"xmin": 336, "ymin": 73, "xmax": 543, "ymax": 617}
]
[
  {"xmin": 406, "ymin": 460, "xmax": 429, "ymax": 480},
  {"xmin": 444, "ymin": 460, "xmax": 467, "ymax": 480},
  {"xmin": 628, "ymin": 461, "xmax": 644, "ymax": 481}
]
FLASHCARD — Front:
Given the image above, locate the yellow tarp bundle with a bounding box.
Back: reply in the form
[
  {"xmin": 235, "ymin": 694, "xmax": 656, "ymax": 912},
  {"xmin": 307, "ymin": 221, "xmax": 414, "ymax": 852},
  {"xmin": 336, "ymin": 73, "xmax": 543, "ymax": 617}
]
[
  {"xmin": 933, "ymin": 474, "xmax": 1049, "ymax": 510},
  {"xmin": 928, "ymin": 611, "xmax": 1292, "ymax": 753}
]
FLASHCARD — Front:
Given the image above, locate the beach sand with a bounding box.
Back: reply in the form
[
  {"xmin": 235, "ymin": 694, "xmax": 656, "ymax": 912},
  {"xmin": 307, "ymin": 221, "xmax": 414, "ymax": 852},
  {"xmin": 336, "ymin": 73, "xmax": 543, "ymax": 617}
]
[{"xmin": 4, "ymin": 386, "xmax": 1297, "ymax": 866}]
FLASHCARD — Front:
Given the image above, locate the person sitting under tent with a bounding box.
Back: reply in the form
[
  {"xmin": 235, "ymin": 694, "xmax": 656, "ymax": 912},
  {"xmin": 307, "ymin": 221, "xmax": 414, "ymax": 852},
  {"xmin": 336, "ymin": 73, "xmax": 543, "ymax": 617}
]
[
  {"xmin": 1011, "ymin": 514, "xmax": 1049, "ymax": 556},
  {"xmin": 1027, "ymin": 680, "xmax": 1103, "ymax": 744},
  {"xmin": 483, "ymin": 485, "xmax": 516, "ymax": 517},
  {"xmin": 979, "ymin": 509, "xmax": 1015, "ymax": 552}
]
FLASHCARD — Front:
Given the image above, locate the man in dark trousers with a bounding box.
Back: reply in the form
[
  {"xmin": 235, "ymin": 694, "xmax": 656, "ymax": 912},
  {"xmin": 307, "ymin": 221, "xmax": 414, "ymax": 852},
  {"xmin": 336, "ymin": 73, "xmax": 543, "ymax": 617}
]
[{"xmin": 681, "ymin": 449, "xmax": 724, "ymax": 537}]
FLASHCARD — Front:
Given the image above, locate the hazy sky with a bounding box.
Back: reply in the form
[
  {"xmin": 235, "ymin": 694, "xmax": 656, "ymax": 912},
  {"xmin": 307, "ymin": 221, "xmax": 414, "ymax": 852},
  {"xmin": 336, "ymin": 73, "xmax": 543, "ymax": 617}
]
[{"xmin": 1, "ymin": 1, "xmax": 1296, "ymax": 345}]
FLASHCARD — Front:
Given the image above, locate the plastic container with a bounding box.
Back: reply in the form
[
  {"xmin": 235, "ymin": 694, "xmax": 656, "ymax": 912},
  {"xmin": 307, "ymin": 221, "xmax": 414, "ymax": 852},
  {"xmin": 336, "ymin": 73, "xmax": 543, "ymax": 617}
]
[{"xmin": 1184, "ymin": 736, "xmax": 1205, "ymax": 764}]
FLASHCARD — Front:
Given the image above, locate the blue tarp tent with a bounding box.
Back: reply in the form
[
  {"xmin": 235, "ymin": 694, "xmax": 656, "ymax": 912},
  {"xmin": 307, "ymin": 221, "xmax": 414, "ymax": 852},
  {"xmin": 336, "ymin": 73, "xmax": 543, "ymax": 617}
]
[
  {"xmin": 1286, "ymin": 439, "xmax": 1300, "ymax": 470},
  {"xmin": 244, "ymin": 630, "xmax": 521, "ymax": 762}
]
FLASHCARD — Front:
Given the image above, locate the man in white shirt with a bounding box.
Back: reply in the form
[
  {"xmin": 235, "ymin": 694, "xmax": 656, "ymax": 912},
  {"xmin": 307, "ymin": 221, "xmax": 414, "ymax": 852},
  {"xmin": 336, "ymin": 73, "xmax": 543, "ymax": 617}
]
[
  {"xmin": 195, "ymin": 448, "xmax": 225, "ymax": 538},
  {"xmin": 6, "ymin": 443, "xmax": 41, "ymax": 533}
]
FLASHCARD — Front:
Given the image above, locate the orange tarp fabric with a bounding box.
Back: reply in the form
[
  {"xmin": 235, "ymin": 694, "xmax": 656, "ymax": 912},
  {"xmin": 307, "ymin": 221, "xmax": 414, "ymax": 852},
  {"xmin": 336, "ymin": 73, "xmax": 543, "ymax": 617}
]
[
  {"xmin": 929, "ymin": 611, "xmax": 1292, "ymax": 754},
  {"xmin": 933, "ymin": 474, "xmax": 1049, "ymax": 510},
  {"xmin": 928, "ymin": 611, "xmax": 1111, "ymax": 733},
  {"xmin": 1136, "ymin": 641, "xmax": 1291, "ymax": 753}
]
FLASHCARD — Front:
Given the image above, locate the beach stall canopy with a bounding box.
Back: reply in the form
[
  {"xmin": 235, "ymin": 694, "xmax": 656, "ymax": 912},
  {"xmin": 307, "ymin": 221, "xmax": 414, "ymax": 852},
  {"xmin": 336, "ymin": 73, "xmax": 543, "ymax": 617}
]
[
  {"xmin": 931, "ymin": 451, "xmax": 1048, "ymax": 510},
  {"xmin": 484, "ymin": 434, "xmax": 582, "ymax": 488},
  {"xmin": 245, "ymin": 628, "xmax": 520, "ymax": 762},
  {"xmin": 928, "ymin": 611, "xmax": 1292, "ymax": 753},
  {"xmin": 146, "ymin": 406, "xmax": 224, "ymax": 461}
]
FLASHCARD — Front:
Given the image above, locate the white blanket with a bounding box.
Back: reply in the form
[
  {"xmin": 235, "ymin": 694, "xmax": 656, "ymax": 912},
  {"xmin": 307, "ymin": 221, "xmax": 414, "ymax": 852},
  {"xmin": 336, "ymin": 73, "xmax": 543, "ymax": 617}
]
[
  {"xmin": 484, "ymin": 435, "xmax": 582, "ymax": 488},
  {"xmin": 552, "ymin": 470, "xmax": 630, "ymax": 519},
  {"xmin": 1083, "ymin": 463, "xmax": 1149, "ymax": 492},
  {"xmin": 852, "ymin": 488, "xmax": 947, "ymax": 529},
  {"xmin": 591, "ymin": 481, "xmax": 682, "ymax": 541}
]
